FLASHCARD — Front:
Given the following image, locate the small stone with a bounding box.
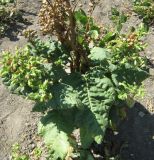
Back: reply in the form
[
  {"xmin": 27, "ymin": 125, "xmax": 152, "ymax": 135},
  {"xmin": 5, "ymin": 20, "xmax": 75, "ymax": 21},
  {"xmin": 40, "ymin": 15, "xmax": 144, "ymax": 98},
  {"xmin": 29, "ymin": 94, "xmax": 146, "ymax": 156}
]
[
  {"xmin": 150, "ymin": 57, "xmax": 154, "ymax": 61},
  {"xmin": 114, "ymin": 131, "xmax": 119, "ymax": 135},
  {"xmin": 147, "ymin": 51, "xmax": 152, "ymax": 56},
  {"xmin": 89, "ymin": 41, "xmax": 94, "ymax": 48},
  {"xmin": 28, "ymin": 140, "xmax": 33, "ymax": 144},
  {"xmin": 31, "ymin": 143, "xmax": 36, "ymax": 150},
  {"xmin": 138, "ymin": 111, "xmax": 145, "ymax": 117},
  {"xmin": 22, "ymin": 146, "xmax": 26, "ymax": 151},
  {"xmin": 25, "ymin": 123, "xmax": 31, "ymax": 127},
  {"xmin": 89, "ymin": 2, "xmax": 93, "ymax": 7},
  {"xmin": 37, "ymin": 141, "xmax": 42, "ymax": 147},
  {"xmin": 149, "ymin": 68, "xmax": 154, "ymax": 76},
  {"xmin": 0, "ymin": 120, "xmax": 3, "ymax": 124}
]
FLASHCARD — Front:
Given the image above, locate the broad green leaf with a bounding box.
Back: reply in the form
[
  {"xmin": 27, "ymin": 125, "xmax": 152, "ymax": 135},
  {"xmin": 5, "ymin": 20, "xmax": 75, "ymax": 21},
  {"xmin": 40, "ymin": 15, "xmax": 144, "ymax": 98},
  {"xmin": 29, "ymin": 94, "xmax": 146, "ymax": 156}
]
[
  {"xmin": 80, "ymin": 150, "xmax": 94, "ymax": 160},
  {"xmin": 78, "ymin": 68, "xmax": 116, "ymax": 145},
  {"xmin": 99, "ymin": 31, "xmax": 117, "ymax": 47},
  {"xmin": 38, "ymin": 110, "xmax": 76, "ymax": 160},
  {"xmin": 50, "ymin": 83, "xmax": 80, "ymax": 109},
  {"xmin": 36, "ymin": 69, "xmax": 116, "ymax": 149},
  {"xmin": 75, "ymin": 108, "xmax": 102, "ymax": 149},
  {"xmin": 112, "ymin": 64, "xmax": 149, "ymax": 86},
  {"xmin": 33, "ymin": 73, "xmax": 83, "ymax": 112},
  {"xmin": 33, "ymin": 83, "xmax": 79, "ymax": 111}
]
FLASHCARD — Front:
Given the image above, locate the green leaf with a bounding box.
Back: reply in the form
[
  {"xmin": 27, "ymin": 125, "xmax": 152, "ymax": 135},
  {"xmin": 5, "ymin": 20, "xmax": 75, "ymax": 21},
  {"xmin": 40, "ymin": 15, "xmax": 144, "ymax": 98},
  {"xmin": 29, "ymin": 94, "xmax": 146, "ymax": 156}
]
[
  {"xmin": 111, "ymin": 7, "xmax": 120, "ymax": 16},
  {"xmin": 120, "ymin": 13, "xmax": 127, "ymax": 23},
  {"xmin": 38, "ymin": 109, "xmax": 76, "ymax": 160},
  {"xmin": 74, "ymin": 9, "xmax": 88, "ymax": 25},
  {"xmin": 36, "ymin": 69, "xmax": 116, "ymax": 149},
  {"xmin": 89, "ymin": 47, "xmax": 111, "ymax": 61},
  {"xmin": 75, "ymin": 108, "xmax": 102, "ymax": 149},
  {"xmin": 80, "ymin": 150, "xmax": 94, "ymax": 160},
  {"xmin": 78, "ymin": 68, "xmax": 116, "ymax": 145},
  {"xmin": 99, "ymin": 31, "xmax": 117, "ymax": 47},
  {"xmin": 77, "ymin": 35, "xmax": 84, "ymax": 44},
  {"xmin": 33, "ymin": 73, "xmax": 83, "ymax": 112},
  {"xmin": 112, "ymin": 64, "xmax": 149, "ymax": 86},
  {"xmin": 0, "ymin": 0, "xmax": 14, "ymax": 5},
  {"xmin": 117, "ymin": 22, "xmax": 123, "ymax": 32},
  {"xmin": 51, "ymin": 83, "xmax": 81, "ymax": 109},
  {"xmin": 88, "ymin": 30, "xmax": 99, "ymax": 39}
]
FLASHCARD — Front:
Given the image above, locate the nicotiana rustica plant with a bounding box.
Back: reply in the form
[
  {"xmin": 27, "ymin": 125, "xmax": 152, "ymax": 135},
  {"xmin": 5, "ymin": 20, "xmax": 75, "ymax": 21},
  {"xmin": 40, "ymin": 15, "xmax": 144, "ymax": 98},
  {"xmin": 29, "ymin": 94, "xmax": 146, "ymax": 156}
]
[{"xmin": 1, "ymin": 0, "xmax": 149, "ymax": 159}]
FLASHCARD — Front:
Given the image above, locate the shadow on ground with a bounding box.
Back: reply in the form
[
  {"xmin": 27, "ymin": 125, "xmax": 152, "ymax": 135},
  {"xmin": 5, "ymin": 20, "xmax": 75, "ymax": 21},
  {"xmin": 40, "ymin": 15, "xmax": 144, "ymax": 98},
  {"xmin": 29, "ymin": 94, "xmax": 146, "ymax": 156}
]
[
  {"xmin": 0, "ymin": 17, "xmax": 32, "ymax": 42},
  {"xmin": 117, "ymin": 102, "xmax": 154, "ymax": 160},
  {"xmin": 86, "ymin": 102, "xmax": 154, "ymax": 160}
]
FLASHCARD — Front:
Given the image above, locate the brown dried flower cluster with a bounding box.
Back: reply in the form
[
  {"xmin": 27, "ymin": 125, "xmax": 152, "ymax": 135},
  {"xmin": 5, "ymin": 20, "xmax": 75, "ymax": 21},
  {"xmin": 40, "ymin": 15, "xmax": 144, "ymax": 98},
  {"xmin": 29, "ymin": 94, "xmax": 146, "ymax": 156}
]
[
  {"xmin": 127, "ymin": 33, "xmax": 138, "ymax": 47},
  {"xmin": 39, "ymin": 0, "xmax": 73, "ymax": 43},
  {"xmin": 38, "ymin": 0, "xmax": 93, "ymax": 72}
]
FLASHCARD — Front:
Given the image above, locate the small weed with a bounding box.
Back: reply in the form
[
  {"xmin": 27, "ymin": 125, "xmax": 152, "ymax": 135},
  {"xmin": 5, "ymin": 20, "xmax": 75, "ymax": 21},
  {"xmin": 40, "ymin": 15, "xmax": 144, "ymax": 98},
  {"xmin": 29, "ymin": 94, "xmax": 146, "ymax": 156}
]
[
  {"xmin": 33, "ymin": 147, "xmax": 42, "ymax": 159},
  {"xmin": 11, "ymin": 143, "xmax": 29, "ymax": 160},
  {"xmin": 0, "ymin": 1, "xmax": 23, "ymax": 36},
  {"xmin": 133, "ymin": 0, "xmax": 154, "ymax": 25}
]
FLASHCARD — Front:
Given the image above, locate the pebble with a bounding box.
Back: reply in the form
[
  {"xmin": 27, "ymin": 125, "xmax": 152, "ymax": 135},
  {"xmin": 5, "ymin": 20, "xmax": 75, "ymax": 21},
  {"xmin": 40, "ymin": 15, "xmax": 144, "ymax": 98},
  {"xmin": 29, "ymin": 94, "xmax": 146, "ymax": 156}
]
[
  {"xmin": 0, "ymin": 120, "xmax": 3, "ymax": 125},
  {"xmin": 28, "ymin": 139, "xmax": 33, "ymax": 144},
  {"xmin": 25, "ymin": 123, "xmax": 31, "ymax": 127},
  {"xmin": 149, "ymin": 68, "xmax": 154, "ymax": 75},
  {"xmin": 31, "ymin": 143, "xmax": 36, "ymax": 150},
  {"xmin": 138, "ymin": 111, "xmax": 145, "ymax": 118},
  {"xmin": 114, "ymin": 131, "xmax": 119, "ymax": 135},
  {"xmin": 22, "ymin": 146, "xmax": 26, "ymax": 151}
]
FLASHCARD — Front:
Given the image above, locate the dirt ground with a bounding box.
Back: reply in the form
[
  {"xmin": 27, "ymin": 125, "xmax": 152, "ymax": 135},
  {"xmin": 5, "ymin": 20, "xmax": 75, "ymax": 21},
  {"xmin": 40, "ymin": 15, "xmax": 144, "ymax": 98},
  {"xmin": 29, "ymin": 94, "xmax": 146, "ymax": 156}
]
[{"xmin": 0, "ymin": 0, "xmax": 154, "ymax": 160}]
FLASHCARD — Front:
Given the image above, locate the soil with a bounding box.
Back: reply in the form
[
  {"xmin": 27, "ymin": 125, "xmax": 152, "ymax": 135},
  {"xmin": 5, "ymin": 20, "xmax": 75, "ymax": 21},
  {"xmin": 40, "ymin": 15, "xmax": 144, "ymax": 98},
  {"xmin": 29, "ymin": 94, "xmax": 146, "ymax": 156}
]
[{"xmin": 0, "ymin": 0, "xmax": 154, "ymax": 160}]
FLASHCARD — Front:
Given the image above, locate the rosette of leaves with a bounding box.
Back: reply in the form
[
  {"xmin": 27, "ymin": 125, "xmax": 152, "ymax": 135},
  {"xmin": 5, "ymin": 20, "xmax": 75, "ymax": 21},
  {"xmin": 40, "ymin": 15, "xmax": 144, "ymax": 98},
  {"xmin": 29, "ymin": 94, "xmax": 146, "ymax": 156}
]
[
  {"xmin": 37, "ymin": 47, "xmax": 116, "ymax": 159},
  {"xmin": 27, "ymin": 38, "xmax": 69, "ymax": 65},
  {"xmin": 36, "ymin": 44, "xmax": 148, "ymax": 159},
  {"xmin": 0, "ymin": 6, "xmax": 9, "ymax": 35},
  {"xmin": 0, "ymin": 37, "xmax": 72, "ymax": 103},
  {"xmin": 0, "ymin": 48, "xmax": 54, "ymax": 102},
  {"xmin": 99, "ymin": 23, "xmax": 149, "ymax": 129},
  {"xmin": 0, "ymin": 2, "xmax": 22, "ymax": 36},
  {"xmin": 133, "ymin": 0, "xmax": 154, "ymax": 25},
  {"xmin": 1, "ymin": 39, "xmax": 149, "ymax": 159},
  {"xmin": 100, "ymin": 23, "xmax": 149, "ymax": 99}
]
